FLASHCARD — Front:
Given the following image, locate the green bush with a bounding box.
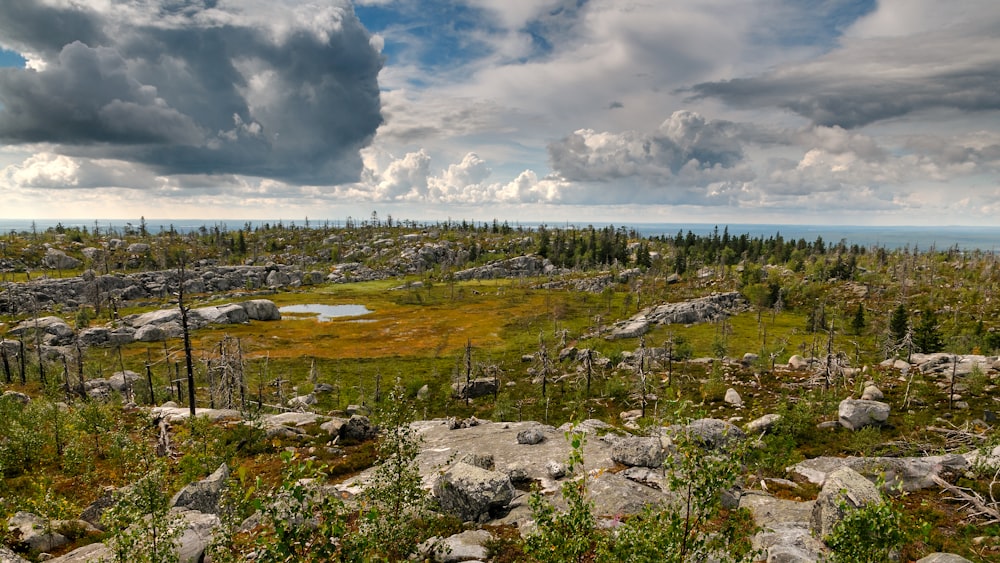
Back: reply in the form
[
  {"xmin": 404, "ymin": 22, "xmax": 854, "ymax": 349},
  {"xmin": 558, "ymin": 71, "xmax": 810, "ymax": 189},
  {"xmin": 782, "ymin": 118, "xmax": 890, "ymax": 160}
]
[{"xmin": 826, "ymin": 496, "xmax": 907, "ymax": 563}]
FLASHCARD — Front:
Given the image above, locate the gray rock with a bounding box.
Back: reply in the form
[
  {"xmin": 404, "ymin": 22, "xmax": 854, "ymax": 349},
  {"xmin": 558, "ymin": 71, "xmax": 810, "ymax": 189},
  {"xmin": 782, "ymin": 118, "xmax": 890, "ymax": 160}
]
[
  {"xmin": 545, "ymin": 460, "xmax": 568, "ymax": 479},
  {"xmin": 1, "ymin": 391, "xmax": 30, "ymax": 404},
  {"xmin": 838, "ymin": 399, "xmax": 890, "ymax": 430},
  {"xmin": 241, "ymin": 299, "xmax": 281, "ymax": 321},
  {"xmin": 45, "ymin": 543, "xmax": 110, "ymax": 562},
  {"xmin": 586, "ymin": 471, "xmax": 675, "ymax": 517},
  {"xmin": 108, "ymin": 370, "xmax": 141, "ymax": 393},
  {"xmin": 172, "ymin": 508, "xmax": 221, "ymax": 563},
  {"xmin": 287, "ymin": 393, "xmax": 317, "ymax": 409},
  {"xmin": 452, "ymin": 377, "xmax": 498, "ymax": 399},
  {"xmin": 787, "ymin": 355, "xmax": 810, "ymax": 370},
  {"xmin": 10, "ymin": 316, "xmax": 75, "ymax": 346},
  {"xmin": 517, "ymin": 428, "xmax": 546, "ymax": 445},
  {"xmin": 420, "ymin": 529, "xmax": 491, "ymax": 563},
  {"xmin": 724, "ymin": 388, "xmax": 743, "ymax": 407},
  {"xmin": 685, "ymin": 418, "xmax": 746, "ymax": 449},
  {"xmin": 745, "ymin": 414, "xmax": 781, "ymax": 435},
  {"xmin": 741, "ymin": 352, "xmax": 759, "ymax": 366},
  {"xmin": 320, "ymin": 418, "xmax": 346, "ymax": 436},
  {"xmin": 265, "ymin": 412, "xmax": 322, "ymax": 428},
  {"xmin": 860, "ymin": 385, "xmax": 884, "ymax": 401},
  {"xmin": 611, "ymin": 436, "xmax": 668, "ymax": 468},
  {"xmin": 0, "ymin": 545, "xmax": 30, "ymax": 563},
  {"xmin": 915, "ymin": 554, "xmax": 974, "ymax": 563},
  {"xmin": 810, "ymin": 466, "xmax": 882, "ymax": 540},
  {"xmin": 43, "ymin": 248, "xmax": 81, "ymax": 270},
  {"xmin": 77, "ymin": 327, "xmax": 111, "ymax": 347},
  {"xmin": 789, "ymin": 454, "xmax": 969, "ymax": 492},
  {"xmin": 7, "ymin": 511, "xmax": 69, "ymax": 553},
  {"xmin": 433, "ymin": 462, "xmax": 516, "ymax": 522},
  {"xmin": 170, "ymin": 463, "xmax": 229, "ymax": 515},
  {"xmin": 458, "ymin": 453, "xmax": 495, "ymax": 471},
  {"xmin": 133, "ymin": 324, "xmax": 167, "ymax": 342},
  {"xmin": 340, "ymin": 415, "xmax": 377, "ymax": 442}
]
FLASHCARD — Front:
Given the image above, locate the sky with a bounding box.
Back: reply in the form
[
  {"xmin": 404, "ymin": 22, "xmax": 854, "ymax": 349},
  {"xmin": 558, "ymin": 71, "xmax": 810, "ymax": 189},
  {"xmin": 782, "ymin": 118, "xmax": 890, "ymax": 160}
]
[{"xmin": 1, "ymin": 0, "xmax": 1000, "ymax": 226}]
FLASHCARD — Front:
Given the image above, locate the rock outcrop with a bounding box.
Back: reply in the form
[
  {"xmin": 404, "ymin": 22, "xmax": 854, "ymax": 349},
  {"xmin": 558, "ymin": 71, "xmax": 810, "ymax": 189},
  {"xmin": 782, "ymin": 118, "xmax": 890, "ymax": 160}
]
[{"xmin": 607, "ymin": 292, "xmax": 748, "ymax": 339}]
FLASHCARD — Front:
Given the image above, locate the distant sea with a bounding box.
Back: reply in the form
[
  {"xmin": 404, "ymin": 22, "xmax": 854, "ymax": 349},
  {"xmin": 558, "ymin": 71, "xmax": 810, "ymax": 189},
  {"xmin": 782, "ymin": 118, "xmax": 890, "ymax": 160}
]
[{"xmin": 1, "ymin": 219, "xmax": 998, "ymax": 251}]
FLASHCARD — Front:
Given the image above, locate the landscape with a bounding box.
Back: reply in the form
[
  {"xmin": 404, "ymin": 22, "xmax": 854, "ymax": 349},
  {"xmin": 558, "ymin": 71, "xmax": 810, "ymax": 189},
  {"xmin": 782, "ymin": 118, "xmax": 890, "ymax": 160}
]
[
  {"xmin": 0, "ymin": 219, "xmax": 997, "ymax": 562},
  {"xmin": 3, "ymin": 0, "xmax": 1000, "ymax": 561}
]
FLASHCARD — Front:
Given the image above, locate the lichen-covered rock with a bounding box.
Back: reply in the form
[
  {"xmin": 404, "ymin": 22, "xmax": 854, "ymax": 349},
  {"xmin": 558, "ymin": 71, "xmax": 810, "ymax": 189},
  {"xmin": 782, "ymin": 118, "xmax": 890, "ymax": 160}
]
[
  {"xmin": 433, "ymin": 462, "xmax": 515, "ymax": 522},
  {"xmin": 915, "ymin": 554, "xmax": 974, "ymax": 563},
  {"xmin": 340, "ymin": 415, "xmax": 377, "ymax": 442},
  {"xmin": 611, "ymin": 436, "xmax": 668, "ymax": 468},
  {"xmin": 7, "ymin": 511, "xmax": 70, "ymax": 553},
  {"xmin": 684, "ymin": 418, "xmax": 746, "ymax": 449},
  {"xmin": 452, "ymin": 377, "xmax": 498, "ymax": 399},
  {"xmin": 170, "ymin": 463, "xmax": 229, "ymax": 515},
  {"xmin": 838, "ymin": 399, "xmax": 890, "ymax": 430},
  {"xmin": 810, "ymin": 466, "xmax": 882, "ymax": 540},
  {"xmin": 516, "ymin": 427, "xmax": 546, "ymax": 445},
  {"xmin": 745, "ymin": 413, "xmax": 781, "ymax": 435}
]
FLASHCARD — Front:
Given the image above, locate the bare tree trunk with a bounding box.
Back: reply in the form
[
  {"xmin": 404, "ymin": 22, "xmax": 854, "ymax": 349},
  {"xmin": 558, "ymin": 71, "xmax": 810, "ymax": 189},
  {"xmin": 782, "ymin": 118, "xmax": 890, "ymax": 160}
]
[
  {"xmin": 1, "ymin": 344, "xmax": 10, "ymax": 384},
  {"xmin": 178, "ymin": 262, "xmax": 196, "ymax": 416}
]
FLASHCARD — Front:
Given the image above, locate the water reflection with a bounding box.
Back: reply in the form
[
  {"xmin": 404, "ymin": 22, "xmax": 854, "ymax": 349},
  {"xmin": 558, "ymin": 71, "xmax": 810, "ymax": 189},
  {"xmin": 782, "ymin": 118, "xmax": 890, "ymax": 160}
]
[{"xmin": 279, "ymin": 304, "xmax": 372, "ymax": 321}]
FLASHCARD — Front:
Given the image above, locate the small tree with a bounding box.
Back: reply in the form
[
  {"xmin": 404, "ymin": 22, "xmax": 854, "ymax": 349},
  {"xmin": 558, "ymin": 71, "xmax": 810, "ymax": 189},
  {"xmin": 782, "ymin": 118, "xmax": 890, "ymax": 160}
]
[
  {"xmin": 889, "ymin": 303, "xmax": 909, "ymax": 346},
  {"xmin": 850, "ymin": 303, "xmax": 865, "ymax": 336},
  {"xmin": 912, "ymin": 310, "xmax": 944, "ymax": 353}
]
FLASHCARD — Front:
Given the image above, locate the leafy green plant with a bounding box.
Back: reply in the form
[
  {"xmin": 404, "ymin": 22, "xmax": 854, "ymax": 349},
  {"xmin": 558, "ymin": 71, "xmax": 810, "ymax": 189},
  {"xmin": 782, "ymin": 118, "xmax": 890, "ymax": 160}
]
[
  {"xmin": 102, "ymin": 460, "xmax": 183, "ymax": 563},
  {"xmin": 596, "ymin": 432, "xmax": 760, "ymax": 563},
  {"xmin": 524, "ymin": 431, "xmax": 598, "ymax": 562},
  {"xmin": 826, "ymin": 495, "xmax": 907, "ymax": 562}
]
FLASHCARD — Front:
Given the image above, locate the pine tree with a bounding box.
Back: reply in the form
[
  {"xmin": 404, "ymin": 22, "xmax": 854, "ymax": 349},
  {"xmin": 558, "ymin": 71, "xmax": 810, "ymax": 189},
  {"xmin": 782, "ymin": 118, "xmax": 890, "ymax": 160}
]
[
  {"xmin": 889, "ymin": 303, "xmax": 909, "ymax": 345},
  {"xmin": 913, "ymin": 311, "xmax": 944, "ymax": 353},
  {"xmin": 851, "ymin": 303, "xmax": 866, "ymax": 335}
]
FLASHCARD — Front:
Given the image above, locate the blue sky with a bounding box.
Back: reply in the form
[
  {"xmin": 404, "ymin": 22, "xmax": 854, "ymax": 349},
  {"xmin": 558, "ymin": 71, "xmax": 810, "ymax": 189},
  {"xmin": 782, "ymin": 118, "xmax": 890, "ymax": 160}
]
[{"xmin": 1, "ymin": 0, "xmax": 1000, "ymax": 226}]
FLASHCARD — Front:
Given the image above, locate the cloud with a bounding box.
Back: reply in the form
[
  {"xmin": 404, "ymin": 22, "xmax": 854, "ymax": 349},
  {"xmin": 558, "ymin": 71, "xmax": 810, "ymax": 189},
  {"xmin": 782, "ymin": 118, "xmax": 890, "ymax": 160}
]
[
  {"xmin": 0, "ymin": 0, "xmax": 383, "ymax": 184},
  {"xmin": 688, "ymin": 2, "xmax": 1000, "ymax": 128},
  {"xmin": 547, "ymin": 110, "xmax": 745, "ymax": 182}
]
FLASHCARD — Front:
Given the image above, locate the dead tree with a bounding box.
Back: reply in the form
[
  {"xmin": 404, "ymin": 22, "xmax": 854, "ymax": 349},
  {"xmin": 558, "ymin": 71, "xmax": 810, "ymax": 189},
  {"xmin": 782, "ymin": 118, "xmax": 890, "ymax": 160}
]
[{"xmin": 177, "ymin": 260, "xmax": 197, "ymax": 416}]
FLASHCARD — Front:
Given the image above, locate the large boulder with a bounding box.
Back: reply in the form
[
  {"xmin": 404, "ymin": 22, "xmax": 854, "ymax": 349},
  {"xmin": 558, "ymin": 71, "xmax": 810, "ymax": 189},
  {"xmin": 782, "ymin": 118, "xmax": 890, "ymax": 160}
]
[
  {"xmin": 128, "ymin": 308, "xmax": 181, "ymax": 328},
  {"xmin": 419, "ymin": 529, "xmax": 491, "ymax": 563},
  {"xmin": 45, "ymin": 542, "xmax": 111, "ymax": 562},
  {"xmin": 242, "ymin": 299, "xmax": 281, "ymax": 321},
  {"xmin": 433, "ymin": 462, "xmax": 516, "ymax": 523},
  {"xmin": 108, "ymin": 370, "xmax": 141, "ymax": 393},
  {"xmin": 172, "ymin": 508, "xmax": 220, "ymax": 563},
  {"xmin": 7, "ymin": 511, "xmax": 70, "ymax": 553},
  {"xmin": 10, "ymin": 316, "xmax": 75, "ymax": 346},
  {"xmin": 190, "ymin": 304, "xmax": 248, "ymax": 325},
  {"xmin": 916, "ymin": 554, "xmax": 973, "ymax": 563},
  {"xmin": 43, "ymin": 248, "xmax": 82, "ymax": 270},
  {"xmin": 170, "ymin": 463, "xmax": 230, "ymax": 515},
  {"xmin": 611, "ymin": 436, "xmax": 668, "ymax": 468},
  {"xmin": 0, "ymin": 545, "xmax": 29, "ymax": 563},
  {"xmin": 789, "ymin": 454, "xmax": 969, "ymax": 492},
  {"xmin": 838, "ymin": 399, "xmax": 890, "ymax": 431},
  {"xmin": 340, "ymin": 415, "xmax": 377, "ymax": 443},
  {"xmin": 684, "ymin": 418, "xmax": 746, "ymax": 449},
  {"xmin": 452, "ymin": 377, "xmax": 498, "ymax": 400},
  {"xmin": 810, "ymin": 466, "xmax": 882, "ymax": 540}
]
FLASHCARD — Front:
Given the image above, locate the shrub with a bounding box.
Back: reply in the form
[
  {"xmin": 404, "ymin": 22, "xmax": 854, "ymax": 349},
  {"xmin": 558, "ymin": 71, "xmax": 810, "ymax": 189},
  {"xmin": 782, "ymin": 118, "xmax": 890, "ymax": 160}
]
[{"xmin": 826, "ymin": 495, "xmax": 907, "ymax": 563}]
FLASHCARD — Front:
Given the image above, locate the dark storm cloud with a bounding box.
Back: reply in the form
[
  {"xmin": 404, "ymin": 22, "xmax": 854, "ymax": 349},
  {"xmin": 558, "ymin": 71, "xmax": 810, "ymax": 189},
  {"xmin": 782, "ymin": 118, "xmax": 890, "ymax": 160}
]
[{"xmin": 0, "ymin": 0, "xmax": 383, "ymax": 185}]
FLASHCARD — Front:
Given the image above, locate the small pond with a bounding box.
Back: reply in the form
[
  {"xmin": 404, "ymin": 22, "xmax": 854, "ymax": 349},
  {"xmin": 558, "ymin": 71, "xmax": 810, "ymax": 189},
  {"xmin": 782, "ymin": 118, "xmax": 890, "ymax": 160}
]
[{"xmin": 279, "ymin": 304, "xmax": 372, "ymax": 321}]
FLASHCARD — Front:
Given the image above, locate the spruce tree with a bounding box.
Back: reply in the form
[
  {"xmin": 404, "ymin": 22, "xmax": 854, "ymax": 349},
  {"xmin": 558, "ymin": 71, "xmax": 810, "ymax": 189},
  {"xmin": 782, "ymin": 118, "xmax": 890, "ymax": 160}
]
[
  {"xmin": 851, "ymin": 303, "xmax": 866, "ymax": 335},
  {"xmin": 889, "ymin": 304, "xmax": 909, "ymax": 345},
  {"xmin": 913, "ymin": 311, "xmax": 944, "ymax": 353}
]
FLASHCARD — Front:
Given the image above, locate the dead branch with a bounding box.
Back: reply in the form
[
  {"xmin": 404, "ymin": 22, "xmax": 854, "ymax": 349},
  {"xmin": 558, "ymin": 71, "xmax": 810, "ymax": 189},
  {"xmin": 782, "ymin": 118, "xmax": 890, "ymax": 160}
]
[{"xmin": 931, "ymin": 474, "xmax": 1000, "ymax": 525}]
